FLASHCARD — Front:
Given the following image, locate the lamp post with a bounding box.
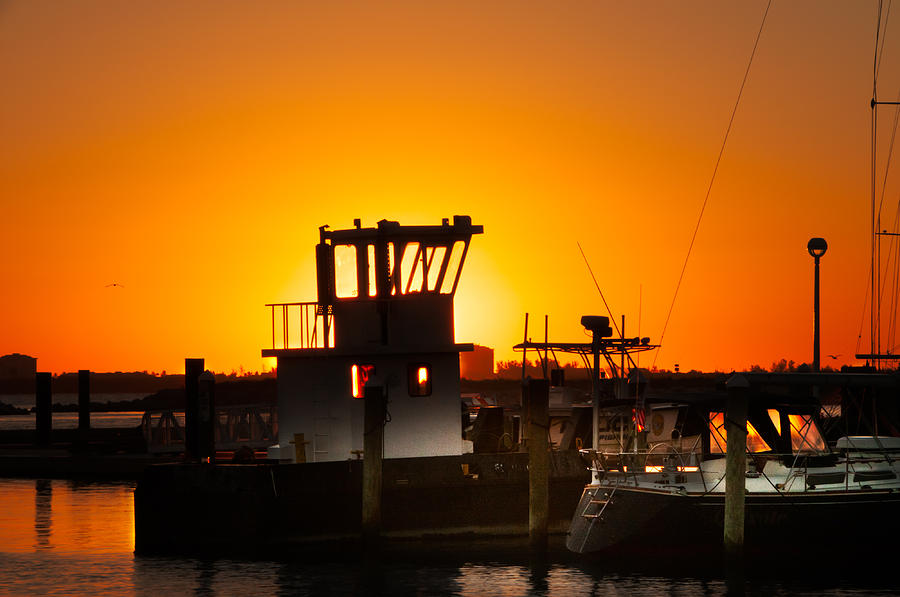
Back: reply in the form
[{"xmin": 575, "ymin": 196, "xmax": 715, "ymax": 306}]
[{"xmin": 808, "ymin": 238, "xmax": 828, "ymax": 371}]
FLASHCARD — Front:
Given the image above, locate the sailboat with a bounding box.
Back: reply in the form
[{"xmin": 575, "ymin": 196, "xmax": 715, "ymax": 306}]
[{"xmin": 565, "ymin": 4, "xmax": 900, "ymax": 558}]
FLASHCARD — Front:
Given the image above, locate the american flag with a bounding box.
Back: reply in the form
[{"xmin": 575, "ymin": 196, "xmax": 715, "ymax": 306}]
[{"xmin": 633, "ymin": 407, "xmax": 646, "ymax": 432}]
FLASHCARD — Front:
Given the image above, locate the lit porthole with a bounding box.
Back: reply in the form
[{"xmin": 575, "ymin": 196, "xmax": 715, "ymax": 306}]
[{"xmin": 408, "ymin": 363, "xmax": 432, "ymax": 396}]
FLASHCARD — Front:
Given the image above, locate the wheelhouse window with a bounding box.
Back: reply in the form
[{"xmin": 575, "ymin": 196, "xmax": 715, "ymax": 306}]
[
  {"xmin": 367, "ymin": 244, "xmax": 377, "ymax": 297},
  {"xmin": 408, "ymin": 364, "xmax": 432, "ymax": 396},
  {"xmin": 400, "ymin": 242, "xmax": 423, "ymax": 294},
  {"xmin": 351, "ymin": 364, "xmax": 376, "ymax": 399},
  {"xmin": 440, "ymin": 241, "xmax": 466, "ymax": 294},
  {"xmin": 708, "ymin": 411, "xmax": 771, "ymax": 454},
  {"xmin": 334, "ymin": 244, "xmax": 358, "ymax": 298}
]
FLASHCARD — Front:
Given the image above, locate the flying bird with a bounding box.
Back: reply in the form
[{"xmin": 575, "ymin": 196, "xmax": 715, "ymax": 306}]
[
  {"xmin": 105, "ymin": 283, "xmax": 125, "ymax": 288},
  {"xmin": 827, "ymin": 354, "xmax": 841, "ymax": 360}
]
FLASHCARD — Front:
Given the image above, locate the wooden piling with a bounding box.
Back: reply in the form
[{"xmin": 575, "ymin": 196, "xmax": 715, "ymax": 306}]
[
  {"xmin": 198, "ymin": 371, "xmax": 216, "ymax": 463},
  {"xmin": 184, "ymin": 358, "xmax": 204, "ymax": 461},
  {"xmin": 35, "ymin": 372, "xmax": 52, "ymax": 447},
  {"xmin": 527, "ymin": 378, "xmax": 550, "ymax": 551},
  {"xmin": 724, "ymin": 374, "xmax": 749, "ymax": 557},
  {"xmin": 362, "ymin": 385, "xmax": 385, "ymax": 543},
  {"xmin": 78, "ymin": 369, "xmax": 90, "ymax": 433}
]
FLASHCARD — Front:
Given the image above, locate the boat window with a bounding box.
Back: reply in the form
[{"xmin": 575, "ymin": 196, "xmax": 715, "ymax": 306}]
[
  {"xmin": 708, "ymin": 411, "xmax": 771, "ymax": 454},
  {"xmin": 787, "ymin": 414, "xmax": 827, "ymax": 453},
  {"xmin": 408, "ymin": 363, "xmax": 432, "ymax": 396},
  {"xmin": 400, "ymin": 242, "xmax": 424, "ymax": 294},
  {"xmin": 746, "ymin": 423, "xmax": 771, "ymax": 453},
  {"xmin": 367, "ymin": 244, "xmax": 377, "ymax": 297},
  {"xmin": 334, "ymin": 244, "xmax": 358, "ymax": 298},
  {"xmin": 350, "ymin": 363, "xmax": 375, "ymax": 399},
  {"xmin": 709, "ymin": 412, "xmax": 726, "ymax": 453},
  {"xmin": 767, "ymin": 409, "xmax": 781, "ymax": 435},
  {"xmin": 440, "ymin": 241, "xmax": 466, "ymax": 295},
  {"xmin": 426, "ymin": 246, "xmax": 446, "ymax": 291}
]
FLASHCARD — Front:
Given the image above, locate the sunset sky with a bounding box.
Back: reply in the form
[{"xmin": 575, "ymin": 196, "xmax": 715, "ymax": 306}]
[{"xmin": 3, "ymin": 1, "xmax": 900, "ymax": 375}]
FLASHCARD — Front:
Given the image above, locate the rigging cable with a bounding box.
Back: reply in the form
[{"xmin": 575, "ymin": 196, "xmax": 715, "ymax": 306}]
[
  {"xmin": 856, "ymin": 261, "xmax": 872, "ymax": 356},
  {"xmin": 888, "ymin": 203, "xmax": 900, "ymax": 348},
  {"xmin": 877, "ymin": 0, "xmax": 893, "ymax": 78},
  {"xmin": 652, "ymin": 0, "xmax": 773, "ymax": 368},
  {"xmin": 577, "ymin": 241, "xmax": 622, "ymax": 338},
  {"xmin": 876, "ymin": 82, "xmax": 900, "ymax": 349}
]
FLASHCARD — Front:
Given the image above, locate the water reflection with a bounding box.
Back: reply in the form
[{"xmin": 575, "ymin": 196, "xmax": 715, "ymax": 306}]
[
  {"xmin": 2, "ymin": 478, "xmax": 900, "ymax": 595},
  {"xmin": 34, "ymin": 479, "xmax": 52, "ymax": 549},
  {"xmin": 195, "ymin": 559, "xmax": 217, "ymax": 595},
  {"xmin": 131, "ymin": 557, "xmax": 289, "ymax": 596},
  {"xmin": 528, "ymin": 554, "xmax": 550, "ymax": 594}
]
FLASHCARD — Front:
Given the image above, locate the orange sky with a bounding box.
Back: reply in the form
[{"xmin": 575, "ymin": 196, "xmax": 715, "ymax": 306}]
[{"xmin": 2, "ymin": 1, "xmax": 899, "ymax": 374}]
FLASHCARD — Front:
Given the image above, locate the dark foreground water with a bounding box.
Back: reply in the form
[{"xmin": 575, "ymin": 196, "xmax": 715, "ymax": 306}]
[{"xmin": 1, "ymin": 478, "xmax": 899, "ymax": 596}]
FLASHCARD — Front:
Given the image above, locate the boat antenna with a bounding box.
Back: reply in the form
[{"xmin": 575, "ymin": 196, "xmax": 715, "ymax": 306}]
[
  {"xmin": 652, "ymin": 0, "xmax": 773, "ymax": 369},
  {"xmin": 637, "ymin": 284, "xmax": 642, "ymax": 369},
  {"xmin": 577, "ymin": 241, "xmax": 622, "ymax": 337}
]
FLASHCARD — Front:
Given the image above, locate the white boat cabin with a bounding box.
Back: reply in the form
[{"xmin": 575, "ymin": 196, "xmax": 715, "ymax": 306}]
[{"xmin": 263, "ymin": 216, "xmax": 482, "ymax": 462}]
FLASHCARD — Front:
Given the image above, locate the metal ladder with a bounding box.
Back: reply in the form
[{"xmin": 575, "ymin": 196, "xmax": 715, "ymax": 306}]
[
  {"xmin": 577, "ymin": 482, "xmax": 618, "ymax": 553},
  {"xmin": 580, "ymin": 484, "xmax": 617, "ymax": 521}
]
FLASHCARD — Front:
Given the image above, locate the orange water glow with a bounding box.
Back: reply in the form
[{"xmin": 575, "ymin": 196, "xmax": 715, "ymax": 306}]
[
  {"xmin": 2, "ymin": 2, "xmax": 899, "ymax": 374},
  {"xmin": 0, "ymin": 479, "xmax": 135, "ymax": 555}
]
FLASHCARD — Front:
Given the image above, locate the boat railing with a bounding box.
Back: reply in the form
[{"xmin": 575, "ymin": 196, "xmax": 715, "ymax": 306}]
[
  {"xmin": 141, "ymin": 405, "xmax": 278, "ymax": 453},
  {"xmin": 266, "ymin": 302, "xmax": 334, "ymax": 350},
  {"xmin": 583, "ymin": 439, "xmax": 900, "ymax": 494},
  {"xmin": 581, "ymin": 446, "xmax": 702, "ymax": 476}
]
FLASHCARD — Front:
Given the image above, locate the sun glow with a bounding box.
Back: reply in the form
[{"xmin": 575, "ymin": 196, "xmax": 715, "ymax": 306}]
[{"xmin": 1, "ymin": 3, "xmax": 884, "ymax": 374}]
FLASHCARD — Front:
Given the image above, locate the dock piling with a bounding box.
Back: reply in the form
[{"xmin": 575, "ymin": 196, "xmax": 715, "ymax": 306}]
[
  {"xmin": 724, "ymin": 374, "xmax": 749, "ymax": 557},
  {"xmin": 198, "ymin": 371, "xmax": 216, "ymax": 463},
  {"xmin": 184, "ymin": 358, "xmax": 204, "ymax": 461},
  {"xmin": 362, "ymin": 385, "xmax": 385, "ymax": 543},
  {"xmin": 35, "ymin": 372, "xmax": 52, "ymax": 447},
  {"xmin": 527, "ymin": 377, "xmax": 550, "ymax": 551},
  {"xmin": 78, "ymin": 369, "xmax": 90, "ymax": 434}
]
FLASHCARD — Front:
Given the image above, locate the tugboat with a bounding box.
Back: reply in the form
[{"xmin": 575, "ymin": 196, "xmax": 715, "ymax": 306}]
[{"xmin": 133, "ymin": 217, "xmax": 589, "ymax": 555}]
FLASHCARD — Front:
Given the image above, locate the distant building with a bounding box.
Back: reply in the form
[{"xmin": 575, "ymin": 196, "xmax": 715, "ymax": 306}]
[
  {"xmin": 460, "ymin": 344, "xmax": 494, "ymax": 380},
  {"xmin": 0, "ymin": 353, "xmax": 37, "ymax": 380}
]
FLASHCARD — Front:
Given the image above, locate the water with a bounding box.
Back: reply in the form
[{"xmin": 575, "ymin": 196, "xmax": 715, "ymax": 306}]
[
  {"xmin": 0, "ymin": 393, "xmax": 149, "ymax": 431},
  {"xmin": 0, "ymin": 478, "xmax": 898, "ymax": 596},
  {"xmin": 1, "ymin": 393, "xmax": 149, "ymax": 409},
  {"xmin": 0, "ymin": 412, "xmax": 145, "ymax": 431},
  {"xmin": 0, "ymin": 393, "xmax": 146, "ymax": 431}
]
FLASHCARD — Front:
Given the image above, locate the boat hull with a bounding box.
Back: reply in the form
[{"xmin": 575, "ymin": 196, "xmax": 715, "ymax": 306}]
[
  {"xmin": 567, "ymin": 484, "xmax": 900, "ymax": 556},
  {"xmin": 135, "ymin": 451, "xmax": 589, "ymax": 555}
]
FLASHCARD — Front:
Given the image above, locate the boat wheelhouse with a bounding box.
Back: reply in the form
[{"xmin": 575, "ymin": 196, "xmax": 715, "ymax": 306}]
[{"xmin": 263, "ymin": 216, "xmax": 481, "ymax": 462}]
